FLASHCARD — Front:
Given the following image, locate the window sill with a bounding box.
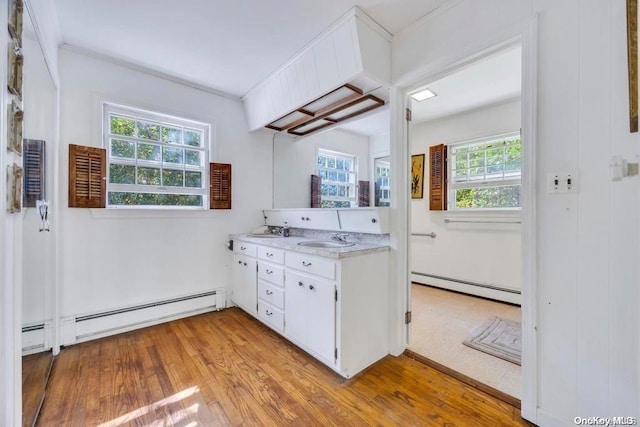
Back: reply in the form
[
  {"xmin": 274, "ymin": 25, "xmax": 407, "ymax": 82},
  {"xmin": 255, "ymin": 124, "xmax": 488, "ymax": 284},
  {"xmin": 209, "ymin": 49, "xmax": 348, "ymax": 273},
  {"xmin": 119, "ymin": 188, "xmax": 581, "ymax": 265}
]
[{"xmin": 89, "ymin": 208, "xmax": 223, "ymax": 219}]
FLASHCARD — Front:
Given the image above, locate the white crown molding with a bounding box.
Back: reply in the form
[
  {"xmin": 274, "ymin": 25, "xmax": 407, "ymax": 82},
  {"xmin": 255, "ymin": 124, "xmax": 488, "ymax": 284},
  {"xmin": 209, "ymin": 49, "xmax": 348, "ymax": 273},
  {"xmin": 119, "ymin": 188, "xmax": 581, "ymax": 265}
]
[{"xmin": 59, "ymin": 43, "xmax": 241, "ymax": 102}]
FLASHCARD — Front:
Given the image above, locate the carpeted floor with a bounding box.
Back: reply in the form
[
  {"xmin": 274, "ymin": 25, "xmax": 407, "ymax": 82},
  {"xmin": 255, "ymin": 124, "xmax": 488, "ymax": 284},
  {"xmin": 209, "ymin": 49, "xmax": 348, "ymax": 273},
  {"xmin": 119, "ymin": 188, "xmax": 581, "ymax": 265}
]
[{"xmin": 409, "ymin": 284, "xmax": 522, "ymax": 398}]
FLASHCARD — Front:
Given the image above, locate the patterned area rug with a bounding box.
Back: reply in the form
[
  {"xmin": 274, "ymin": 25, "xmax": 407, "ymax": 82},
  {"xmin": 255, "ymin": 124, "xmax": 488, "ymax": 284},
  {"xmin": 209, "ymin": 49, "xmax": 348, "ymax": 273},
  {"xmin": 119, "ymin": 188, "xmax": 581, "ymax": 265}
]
[{"xmin": 462, "ymin": 316, "xmax": 522, "ymax": 365}]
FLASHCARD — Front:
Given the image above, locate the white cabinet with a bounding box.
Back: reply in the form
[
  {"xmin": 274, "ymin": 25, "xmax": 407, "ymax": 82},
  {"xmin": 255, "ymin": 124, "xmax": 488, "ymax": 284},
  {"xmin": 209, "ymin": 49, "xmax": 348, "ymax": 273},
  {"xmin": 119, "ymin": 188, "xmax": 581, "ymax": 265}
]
[
  {"xmin": 231, "ymin": 253, "xmax": 257, "ymax": 315},
  {"xmin": 286, "ymin": 270, "xmax": 336, "ymax": 363},
  {"xmin": 231, "ymin": 238, "xmax": 389, "ymax": 378}
]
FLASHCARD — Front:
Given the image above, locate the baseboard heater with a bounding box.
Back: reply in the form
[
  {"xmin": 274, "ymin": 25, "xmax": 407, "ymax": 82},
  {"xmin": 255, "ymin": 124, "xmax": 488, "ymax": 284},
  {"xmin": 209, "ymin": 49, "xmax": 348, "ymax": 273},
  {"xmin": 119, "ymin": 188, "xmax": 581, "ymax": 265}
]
[
  {"xmin": 411, "ymin": 271, "xmax": 521, "ymax": 294},
  {"xmin": 62, "ymin": 289, "xmax": 225, "ymax": 346},
  {"xmin": 22, "ymin": 322, "xmax": 51, "ymax": 355}
]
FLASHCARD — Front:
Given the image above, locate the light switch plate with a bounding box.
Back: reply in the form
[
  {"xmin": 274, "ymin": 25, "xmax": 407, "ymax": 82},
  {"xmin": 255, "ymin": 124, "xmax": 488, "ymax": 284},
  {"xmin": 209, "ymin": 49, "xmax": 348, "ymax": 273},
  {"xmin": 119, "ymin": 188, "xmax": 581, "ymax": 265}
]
[{"xmin": 547, "ymin": 172, "xmax": 577, "ymax": 194}]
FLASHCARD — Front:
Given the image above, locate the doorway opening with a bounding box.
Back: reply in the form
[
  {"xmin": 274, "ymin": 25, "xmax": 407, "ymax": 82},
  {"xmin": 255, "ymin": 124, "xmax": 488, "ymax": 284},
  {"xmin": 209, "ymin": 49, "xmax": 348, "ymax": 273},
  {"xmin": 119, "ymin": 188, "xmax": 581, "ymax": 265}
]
[{"xmin": 406, "ymin": 42, "xmax": 524, "ymax": 400}]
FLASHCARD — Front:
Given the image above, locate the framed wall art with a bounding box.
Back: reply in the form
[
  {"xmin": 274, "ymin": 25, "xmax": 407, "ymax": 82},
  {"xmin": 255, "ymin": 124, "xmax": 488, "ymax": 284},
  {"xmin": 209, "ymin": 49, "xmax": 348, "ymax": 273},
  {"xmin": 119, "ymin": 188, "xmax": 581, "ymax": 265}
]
[
  {"xmin": 7, "ymin": 100, "xmax": 23, "ymax": 154},
  {"xmin": 8, "ymin": 0, "xmax": 23, "ymax": 44},
  {"xmin": 7, "ymin": 163, "xmax": 23, "ymax": 213},
  {"xmin": 411, "ymin": 154, "xmax": 425, "ymax": 199}
]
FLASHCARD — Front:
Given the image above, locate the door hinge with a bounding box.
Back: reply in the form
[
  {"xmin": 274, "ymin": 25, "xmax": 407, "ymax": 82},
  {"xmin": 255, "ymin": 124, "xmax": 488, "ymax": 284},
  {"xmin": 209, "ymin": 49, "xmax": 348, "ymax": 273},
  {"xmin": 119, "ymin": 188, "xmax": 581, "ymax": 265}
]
[
  {"xmin": 405, "ymin": 108, "xmax": 412, "ymax": 121},
  {"xmin": 405, "ymin": 311, "xmax": 412, "ymax": 324},
  {"xmin": 335, "ymin": 289, "xmax": 338, "ymax": 302},
  {"xmin": 335, "ymin": 348, "xmax": 338, "ymax": 360}
]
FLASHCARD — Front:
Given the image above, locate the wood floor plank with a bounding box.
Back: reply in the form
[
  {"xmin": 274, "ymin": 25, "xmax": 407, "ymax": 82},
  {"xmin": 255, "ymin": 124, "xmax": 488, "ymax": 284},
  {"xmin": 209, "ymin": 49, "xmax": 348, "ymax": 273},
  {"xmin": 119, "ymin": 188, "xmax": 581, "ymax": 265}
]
[{"xmin": 38, "ymin": 308, "xmax": 530, "ymax": 426}]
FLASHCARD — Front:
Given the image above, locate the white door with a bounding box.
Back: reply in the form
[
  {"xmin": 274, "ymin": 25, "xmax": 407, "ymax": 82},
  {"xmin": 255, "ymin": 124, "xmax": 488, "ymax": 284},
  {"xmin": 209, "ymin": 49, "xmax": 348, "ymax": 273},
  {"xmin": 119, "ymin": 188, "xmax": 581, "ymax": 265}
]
[
  {"xmin": 305, "ymin": 277, "xmax": 336, "ymax": 363},
  {"xmin": 284, "ymin": 272, "xmax": 308, "ymax": 346}
]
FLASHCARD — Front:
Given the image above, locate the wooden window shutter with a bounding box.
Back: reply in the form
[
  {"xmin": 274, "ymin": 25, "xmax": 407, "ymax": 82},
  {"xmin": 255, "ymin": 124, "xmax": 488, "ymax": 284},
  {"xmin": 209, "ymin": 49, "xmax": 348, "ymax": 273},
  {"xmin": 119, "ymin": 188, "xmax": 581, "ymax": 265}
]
[
  {"xmin": 310, "ymin": 174, "xmax": 321, "ymax": 208},
  {"xmin": 69, "ymin": 144, "xmax": 106, "ymax": 208},
  {"xmin": 358, "ymin": 180, "xmax": 370, "ymax": 207},
  {"xmin": 210, "ymin": 163, "xmax": 231, "ymax": 209},
  {"xmin": 23, "ymin": 139, "xmax": 45, "ymax": 207},
  {"xmin": 429, "ymin": 144, "xmax": 447, "ymax": 211}
]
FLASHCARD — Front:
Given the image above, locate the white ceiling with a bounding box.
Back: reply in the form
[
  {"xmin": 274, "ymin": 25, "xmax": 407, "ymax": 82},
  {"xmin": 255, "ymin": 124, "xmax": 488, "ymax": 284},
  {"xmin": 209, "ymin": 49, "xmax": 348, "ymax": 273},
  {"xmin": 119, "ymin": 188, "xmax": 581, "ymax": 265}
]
[
  {"xmin": 54, "ymin": 0, "xmax": 450, "ymax": 98},
  {"xmin": 410, "ymin": 46, "xmax": 522, "ymax": 123},
  {"xmin": 336, "ymin": 46, "xmax": 521, "ymax": 136}
]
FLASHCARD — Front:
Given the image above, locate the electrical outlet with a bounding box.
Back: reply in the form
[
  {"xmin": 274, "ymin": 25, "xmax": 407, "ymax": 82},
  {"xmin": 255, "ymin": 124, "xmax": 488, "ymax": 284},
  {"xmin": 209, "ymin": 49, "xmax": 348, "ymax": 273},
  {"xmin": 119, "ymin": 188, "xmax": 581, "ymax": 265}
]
[{"xmin": 547, "ymin": 172, "xmax": 577, "ymax": 194}]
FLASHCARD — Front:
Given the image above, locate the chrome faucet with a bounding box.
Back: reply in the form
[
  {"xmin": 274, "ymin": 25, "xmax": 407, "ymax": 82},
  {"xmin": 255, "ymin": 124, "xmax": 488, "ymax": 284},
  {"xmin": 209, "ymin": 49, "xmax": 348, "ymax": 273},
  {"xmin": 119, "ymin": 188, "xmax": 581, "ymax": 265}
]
[{"xmin": 330, "ymin": 233, "xmax": 349, "ymax": 243}]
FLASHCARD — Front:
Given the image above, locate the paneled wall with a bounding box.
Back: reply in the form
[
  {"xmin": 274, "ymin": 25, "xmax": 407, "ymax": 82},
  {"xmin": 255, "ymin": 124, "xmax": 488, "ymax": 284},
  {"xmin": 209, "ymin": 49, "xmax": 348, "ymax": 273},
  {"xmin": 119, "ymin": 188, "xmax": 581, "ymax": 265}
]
[{"xmin": 393, "ymin": 0, "xmax": 639, "ymax": 423}]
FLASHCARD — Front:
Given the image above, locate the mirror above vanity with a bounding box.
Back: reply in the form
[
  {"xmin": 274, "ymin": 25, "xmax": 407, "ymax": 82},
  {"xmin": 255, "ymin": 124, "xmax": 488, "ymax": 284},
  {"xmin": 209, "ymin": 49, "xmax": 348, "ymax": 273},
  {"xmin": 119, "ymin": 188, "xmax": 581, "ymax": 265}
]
[{"xmin": 272, "ymin": 108, "xmax": 390, "ymax": 209}]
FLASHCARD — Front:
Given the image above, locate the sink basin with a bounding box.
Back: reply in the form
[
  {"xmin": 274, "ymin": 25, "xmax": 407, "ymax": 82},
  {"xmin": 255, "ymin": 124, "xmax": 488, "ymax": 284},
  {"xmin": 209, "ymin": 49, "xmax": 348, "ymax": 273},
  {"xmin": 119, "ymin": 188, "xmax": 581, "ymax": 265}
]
[
  {"xmin": 247, "ymin": 233, "xmax": 281, "ymax": 238},
  {"xmin": 297, "ymin": 240, "xmax": 355, "ymax": 248}
]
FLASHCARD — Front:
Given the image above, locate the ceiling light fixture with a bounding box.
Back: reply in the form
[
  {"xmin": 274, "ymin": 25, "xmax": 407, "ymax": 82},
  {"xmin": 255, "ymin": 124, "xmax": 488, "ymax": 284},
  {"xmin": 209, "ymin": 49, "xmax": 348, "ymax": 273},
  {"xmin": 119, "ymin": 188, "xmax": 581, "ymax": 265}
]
[{"xmin": 411, "ymin": 88, "xmax": 437, "ymax": 102}]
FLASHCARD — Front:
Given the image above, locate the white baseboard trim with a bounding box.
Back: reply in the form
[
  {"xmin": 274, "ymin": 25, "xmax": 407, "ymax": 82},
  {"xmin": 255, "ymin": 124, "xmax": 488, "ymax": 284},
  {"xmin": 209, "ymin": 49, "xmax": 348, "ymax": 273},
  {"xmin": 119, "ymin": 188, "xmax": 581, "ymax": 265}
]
[
  {"xmin": 61, "ymin": 289, "xmax": 226, "ymax": 346},
  {"xmin": 411, "ymin": 273, "xmax": 521, "ymax": 305},
  {"xmin": 22, "ymin": 321, "xmax": 53, "ymax": 355},
  {"xmin": 536, "ymin": 409, "xmax": 574, "ymax": 427}
]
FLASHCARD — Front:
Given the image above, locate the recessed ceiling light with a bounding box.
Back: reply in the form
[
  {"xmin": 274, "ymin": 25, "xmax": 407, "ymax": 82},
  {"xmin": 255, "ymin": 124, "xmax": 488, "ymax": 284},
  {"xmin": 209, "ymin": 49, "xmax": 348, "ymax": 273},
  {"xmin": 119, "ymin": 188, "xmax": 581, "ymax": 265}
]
[{"xmin": 411, "ymin": 88, "xmax": 437, "ymax": 102}]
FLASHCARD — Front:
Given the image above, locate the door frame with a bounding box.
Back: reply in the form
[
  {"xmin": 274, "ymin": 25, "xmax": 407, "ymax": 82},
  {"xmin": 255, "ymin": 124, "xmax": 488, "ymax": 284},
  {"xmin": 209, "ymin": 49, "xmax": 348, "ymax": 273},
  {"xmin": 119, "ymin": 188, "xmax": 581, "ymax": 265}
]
[{"xmin": 389, "ymin": 16, "xmax": 539, "ymax": 423}]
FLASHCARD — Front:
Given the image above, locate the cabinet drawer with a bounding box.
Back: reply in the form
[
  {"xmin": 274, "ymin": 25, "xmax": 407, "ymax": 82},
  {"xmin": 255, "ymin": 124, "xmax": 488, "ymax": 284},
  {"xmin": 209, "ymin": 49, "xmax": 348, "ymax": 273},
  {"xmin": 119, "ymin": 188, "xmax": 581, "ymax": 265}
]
[
  {"xmin": 234, "ymin": 241, "xmax": 257, "ymax": 257},
  {"xmin": 286, "ymin": 252, "xmax": 336, "ymax": 280},
  {"xmin": 258, "ymin": 246, "xmax": 285, "ymax": 264},
  {"xmin": 258, "ymin": 262, "xmax": 284, "ymax": 286},
  {"xmin": 258, "ymin": 280, "xmax": 284, "ymax": 309},
  {"xmin": 258, "ymin": 301, "xmax": 284, "ymax": 332}
]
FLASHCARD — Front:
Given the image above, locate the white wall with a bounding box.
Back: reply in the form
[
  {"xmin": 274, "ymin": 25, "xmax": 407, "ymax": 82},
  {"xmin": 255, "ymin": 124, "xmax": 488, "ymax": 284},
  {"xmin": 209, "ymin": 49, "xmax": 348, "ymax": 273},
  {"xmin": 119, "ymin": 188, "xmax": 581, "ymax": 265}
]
[
  {"xmin": 58, "ymin": 49, "xmax": 272, "ymax": 318},
  {"xmin": 393, "ymin": 0, "xmax": 639, "ymax": 423},
  {"xmin": 273, "ymin": 128, "xmax": 370, "ymax": 208},
  {"xmin": 411, "ymin": 99, "xmax": 522, "ymax": 302}
]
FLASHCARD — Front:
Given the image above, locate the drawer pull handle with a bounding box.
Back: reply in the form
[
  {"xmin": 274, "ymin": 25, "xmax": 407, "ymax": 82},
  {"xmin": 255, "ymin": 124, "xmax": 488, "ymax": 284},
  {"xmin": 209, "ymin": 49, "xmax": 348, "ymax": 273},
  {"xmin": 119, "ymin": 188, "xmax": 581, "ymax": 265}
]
[
  {"xmin": 302, "ymin": 261, "xmax": 312, "ymax": 267},
  {"xmin": 243, "ymin": 262, "xmax": 247, "ymax": 266},
  {"xmin": 266, "ymin": 253, "xmax": 273, "ymax": 257},
  {"xmin": 240, "ymin": 246, "xmax": 246, "ymax": 250},
  {"xmin": 309, "ymin": 285, "xmax": 315, "ymax": 291},
  {"xmin": 266, "ymin": 269, "xmax": 273, "ymax": 275},
  {"xmin": 298, "ymin": 281, "xmax": 304, "ymax": 287},
  {"xmin": 266, "ymin": 310, "xmax": 273, "ymax": 316},
  {"xmin": 238, "ymin": 260, "xmax": 242, "ymax": 265},
  {"xmin": 266, "ymin": 290, "xmax": 273, "ymax": 295}
]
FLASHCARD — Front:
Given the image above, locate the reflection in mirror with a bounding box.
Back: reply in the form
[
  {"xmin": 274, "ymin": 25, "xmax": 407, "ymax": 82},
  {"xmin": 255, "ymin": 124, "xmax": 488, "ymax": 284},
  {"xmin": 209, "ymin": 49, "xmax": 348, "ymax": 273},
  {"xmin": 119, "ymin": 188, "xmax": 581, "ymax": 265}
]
[
  {"xmin": 21, "ymin": 5, "xmax": 56, "ymax": 426},
  {"xmin": 374, "ymin": 156, "xmax": 391, "ymax": 206},
  {"xmin": 273, "ymin": 108, "xmax": 390, "ymax": 209}
]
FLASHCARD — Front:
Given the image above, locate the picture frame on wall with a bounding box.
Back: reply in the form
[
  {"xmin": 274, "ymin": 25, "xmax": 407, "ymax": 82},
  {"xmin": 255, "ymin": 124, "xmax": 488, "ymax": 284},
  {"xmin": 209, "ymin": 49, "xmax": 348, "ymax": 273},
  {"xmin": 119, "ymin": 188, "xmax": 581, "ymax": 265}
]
[
  {"xmin": 7, "ymin": 100, "xmax": 23, "ymax": 154},
  {"xmin": 8, "ymin": 40, "xmax": 23, "ymax": 99},
  {"xmin": 7, "ymin": 163, "xmax": 23, "ymax": 213},
  {"xmin": 411, "ymin": 154, "xmax": 425, "ymax": 199},
  {"xmin": 8, "ymin": 0, "xmax": 23, "ymax": 44}
]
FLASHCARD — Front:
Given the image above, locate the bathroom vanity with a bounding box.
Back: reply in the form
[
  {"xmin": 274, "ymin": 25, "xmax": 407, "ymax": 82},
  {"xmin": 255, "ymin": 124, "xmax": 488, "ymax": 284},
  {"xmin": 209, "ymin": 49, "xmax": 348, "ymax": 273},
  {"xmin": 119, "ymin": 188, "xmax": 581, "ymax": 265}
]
[{"xmin": 230, "ymin": 208, "xmax": 390, "ymax": 378}]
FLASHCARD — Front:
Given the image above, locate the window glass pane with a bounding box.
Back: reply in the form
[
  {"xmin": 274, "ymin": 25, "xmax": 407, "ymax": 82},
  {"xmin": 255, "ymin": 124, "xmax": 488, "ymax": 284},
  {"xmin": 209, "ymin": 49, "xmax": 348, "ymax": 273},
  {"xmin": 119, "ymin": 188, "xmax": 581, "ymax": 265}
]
[
  {"xmin": 162, "ymin": 169, "xmax": 184, "ymax": 187},
  {"xmin": 163, "ymin": 146, "xmax": 184, "ymax": 164},
  {"xmin": 326, "ymin": 157, "xmax": 336, "ymax": 168},
  {"xmin": 184, "ymin": 129, "xmax": 202, "ymax": 147},
  {"xmin": 137, "ymin": 167, "xmax": 161, "ymax": 185},
  {"xmin": 338, "ymin": 172, "xmax": 347, "ymax": 183},
  {"xmin": 109, "ymin": 164, "xmax": 135, "ymax": 184},
  {"xmin": 162, "ymin": 126, "xmax": 182, "ymax": 144},
  {"xmin": 328, "ymin": 171, "xmax": 337, "ymax": 182},
  {"xmin": 345, "ymin": 159, "xmax": 352, "ymax": 171},
  {"xmin": 185, "ymin": 171, "xmax": 202, "ymax": 188},
  {"xmin": 108, "ymin": 192, "xmax": 203, "ymax": 206},
  {"xmin": 185, "ymin": 150, "xmax": 202, "ymax": 166},
  {"xmin": 111, "ymin": 139, "xmax": 135, "ymax": 159},
  {"xmin": 137, "ymin": 143, "xmax": 161, "ymax": 162},
  {"xmin": 110, "ymin": 115, "xmax": 135, "ymax": 136},
  {"xmin": 455, "ymin": 185, "xmax": 520, "ymax": 209},
  {"xmin": 137, "ymin": 120, "xmax": 160, "ymax": 140},
  {"xmin": 336, "ymin": 158, "xmax": 344, "ymax": 170},
  {"xmin": 318, "ymin": 156, "xmax": 326, "ymax": 167}
]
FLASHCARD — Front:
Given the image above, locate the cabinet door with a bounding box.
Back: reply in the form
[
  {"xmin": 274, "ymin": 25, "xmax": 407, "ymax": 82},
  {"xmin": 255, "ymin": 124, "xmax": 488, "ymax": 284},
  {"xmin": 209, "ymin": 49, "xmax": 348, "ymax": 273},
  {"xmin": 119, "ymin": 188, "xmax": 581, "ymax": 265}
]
[
  {"xmin": 232, "ymin": 253, "xmax": 257, "ymax": 315},
  {"xmin": 305, "ymin": 278, "xmax": 336, "ymax": 363},
  {"xmin": 284, "ymin": 272, "xmax": 308, "ymax": 346}
]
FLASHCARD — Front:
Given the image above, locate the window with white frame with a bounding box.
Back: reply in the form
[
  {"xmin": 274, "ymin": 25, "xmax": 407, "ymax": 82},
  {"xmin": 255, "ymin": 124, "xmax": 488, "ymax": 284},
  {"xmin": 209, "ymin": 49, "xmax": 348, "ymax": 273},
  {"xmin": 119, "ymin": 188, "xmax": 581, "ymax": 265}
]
[
  {"xmin": 317, "ymin": 149, "xmax": 357, "ymax": 208},
  {"xmin": 104, "ymin": 103, "xmax": 210, "ymax": 208},
  {"xmin": 374, "ymin": 156, "xmax": 391, "ymax": 207},
  {"xmin": 449, "ymin": 131, "xmax": 521, "ymax": 210}
]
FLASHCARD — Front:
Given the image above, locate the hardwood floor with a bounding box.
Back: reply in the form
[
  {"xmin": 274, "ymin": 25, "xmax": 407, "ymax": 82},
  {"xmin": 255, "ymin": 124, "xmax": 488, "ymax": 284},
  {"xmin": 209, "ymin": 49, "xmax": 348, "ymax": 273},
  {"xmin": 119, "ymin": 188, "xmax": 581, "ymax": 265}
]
[
  {"xmin": 38, "ymin": 308, "xmax": 531, "ymax": 426},
  {"xmin": 22, "ymin": 351, "xmax": 53, "ymax": 427}
]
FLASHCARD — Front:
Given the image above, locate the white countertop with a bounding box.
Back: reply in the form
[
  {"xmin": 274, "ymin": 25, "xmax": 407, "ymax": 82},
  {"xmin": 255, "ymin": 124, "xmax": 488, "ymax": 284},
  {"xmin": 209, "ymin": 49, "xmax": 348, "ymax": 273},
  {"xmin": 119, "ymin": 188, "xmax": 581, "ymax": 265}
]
[{"xmin": 230, "ymin": 234, "xmax": 390, "ymax": 259}]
